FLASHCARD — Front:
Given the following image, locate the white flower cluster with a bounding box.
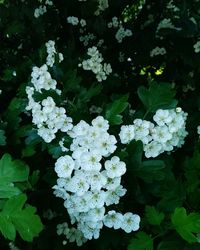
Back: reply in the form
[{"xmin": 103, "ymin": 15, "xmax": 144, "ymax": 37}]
[
  {"xmin": 34, "ymin": 0, "xmax": 53, "ymax": 18},
  {"xmin": 108, "ymin": 17, "xmax": 120, "ymax": 28},
  {"xmin": 67, "ymin": 16, "xmax": 94, "ymax": 47},
  {"xmin": 45, "ymin": 40, "xmax": 64, "ymax": 67},
  {"xmin": 115, "ymin": 27, "xmax": 133, "ymax": 43},
  {"xmin": 67, "ymin": 17, "xmax": 92, "ymax": 47},
  {"xmin": 194, "ymin": 41, "xmax": 200, "ymax": 53},
  {"xmin": 53, "ymin": 116, "xmax": 140, "ymax": 244},
  {"xmin": 78, "ymin": 46, "xmax": 112, "ymax": 82},
  {"xmin": 108, "ymin": 17, "xmax": 133, "ymax": 43},
  {"xmin": 34, "ymin": 6, "xmax": 47, "ymax": 18},
  {"xmin": 119, "ymin": 108, "xmax": 188, "ymax": 158},
  {"xmin": 26, "ymin": 64, "xmax": 73, "ymax": 143},
  {"xmin": 156, "ymin": 18, "xmax": 181, "ymax": 33},
  {"xmin": 150, "ymin": 47, "xmax": 166, "ymax": 57},
  {"xmin": 67, "ymin": 16, "xmax": 86, "ymax": 27}
]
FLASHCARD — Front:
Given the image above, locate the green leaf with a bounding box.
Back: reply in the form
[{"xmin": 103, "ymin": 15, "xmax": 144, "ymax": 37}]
[
  {"xmin": 29, "ymin": 170, "xmax": 40, "ymax": 187},
  {"xmin": 128, "ymin": 232, "xmax": 153, "ymax": 250},
  {"xmin": 79, "ymin": 84, "xmax": 103, "ymax": 103},
  {"xmin": 0, "ymin": 154, "xmax": 29, "ymax": 198},
  {"xmin": 0, "ymin": 194, "xmax": 43, "ymax": 242},
  {"xmin": 22, "ymin": 145, "xmax": 36, "ymax": 158},
  {"xmin": 157, "ymin": 239, "xmax": 184, "ymax": 250},
  {"xmin": 105, "ymin": 95, "xmax": 129, "ymax": 125},
  {"xmin": 4, "ymin": 98, "xmax": 26, "ymax": 131},
  {"xmin": 127, "ymin": 140, "xmax": 143, "ymax": 168},
  {"xmin": 47, "ymin": 144, "xmax": 63, "ymax": 159},
  {"xmin": 63, "ymin": 69, "xmax": 82, "ymax": 92},
  {"xmin": 0, "ymin": 184, "xmax": 21, "ymax": 198},
  {"xmin": 184, "ymin": 151, "xmax": 200, "ymax": 194},
  {"xmin": 137, "ymin": 82, "xmax": 177, "ymax": 113},
  {"xmin": 135, "ymin": 160, "xmax": 165, "ymax": 182},
  {"xmin": 145, "ymin": 206, "xmax": 165, "ymax": 226},
  {"xmin": 0, "ymin": 130, "xmax": 6, "ymax": 146},
  {"xmin": 0, "ymin": 215, "xmax": 16, "ymax": 240},
  {"xmin": 171, "ymin": 207, "xmax": 200, "ymax": 243},
  {"xmin": 0, "ymin": 154, "xmax": 29, "ymax": 183}
]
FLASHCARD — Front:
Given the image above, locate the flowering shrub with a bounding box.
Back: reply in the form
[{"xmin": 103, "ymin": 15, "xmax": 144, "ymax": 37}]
[{"xmin": 1, "ymin": 0, "xmax": 200, "ymax": 249}]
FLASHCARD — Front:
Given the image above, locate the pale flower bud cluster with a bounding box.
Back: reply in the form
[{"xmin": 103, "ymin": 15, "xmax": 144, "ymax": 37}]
[
  {"xmin": 67, "ymin": 17, "xmax": 92, "ymax": 47},
  {"xmin": 119, "ymin": 108, "xmax": 188, "ymax": 158},
  {"xmin": 53, "ymin": 116, "xmax": 140, "ymax": 244},
  {"xmin": 79, "ymin": 33, "xmax": 96, "ymax": 47},
  {"xmin": 26, "ymin": 65, "xmax": 73, "ymax": 143},
  {"xmin": 150, "ymin": 47, "xmax": 166, "ymax": 57},
  {"xmin": 107, "ymin": 17, "xmax": 133, "ymax": 43},
  {"xmin": 78, "ymin": 46, "xmax": 112, "ymax": 82},
  {"xmin": 45, "ymin": 40, "xmax": 64, "ymax": 67},
  {"xmin": 57, "ymin": 222, "xmax": 87, "ymax": 246},
  {"xmin": 34, "ymin": 0, "xmax": 53, "ymax": 18}
]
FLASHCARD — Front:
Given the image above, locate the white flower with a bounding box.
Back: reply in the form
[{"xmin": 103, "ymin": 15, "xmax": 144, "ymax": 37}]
[
  {"xmin": 86, "ymin": 207, "xmax": 105, "ymax": 222},
  {"xmin": 97, "ymin": 134, "xmax": 117, "ymax": 156},
  {"xmin": 144, "ymin": 141, "xmax": 163, "ymax": 158},
  {"xmin": 121, "ymin": 213, "xmax": 140, "ymax": 233},
  {"xmin": 67, "ymin": 16, "xmax": 79, "ymax": 25},
  {"xmin": 151, "ymin": 125, "xmax": 172, "ymax": 143},
  {"xmin": 89, "ymin": 191, "xmax": 107, "ymax": 209},
  {"xmin": 69, "ymin": 120, "xmax": 90, "ymax": 138},
  {"xmin": 37, "ymin": 127, "xmax": 56, "ymax": 143},
  {"xmin": 103, "ymin": 210, "xmax": 123, "ymax": 229},
  {"xmin": 60, "ymin": 117, "xmax": 73, "ymax": 132},
  {"xmin": 153, "ymin": 109, "xmax": 172, "ymax": 126},
  {"xmin": 87, "ymin": 171, "xmax": 107, "ymax": 191},
  {"xmin": 119, "ymin": 125, "xmax": 135, "ymax": 144},
  {"xmin": 92, "ymin": 116, "xmax": 109, "ymax": 131},
  {"xmin": 104, "ymin": 156, "xmax": 126, "ymax": 178},
  {"xmin": 42, "ymin": 96, "xmax": 56, "ymax": 113},
  {"xmin": 55, "ymin": 156, "xmax": 75, "ymax": 178},
  {"xmin": 80, "ymin": 150, "xmax": 102, "ymax": 171},
  {"xmin": 68, "ymin": 175, "xmax": 90, "ymax": 196},
  {"xmin": 103, "ymin": 175, "xmax": 121, "ymax": 190},
  {"xmin": 80, "ymin": 19, "xmax": 86, "ymax": 27},
  {"xmin": 105, "ymin": 185, "xmax": 126, "ymax": 206}
]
